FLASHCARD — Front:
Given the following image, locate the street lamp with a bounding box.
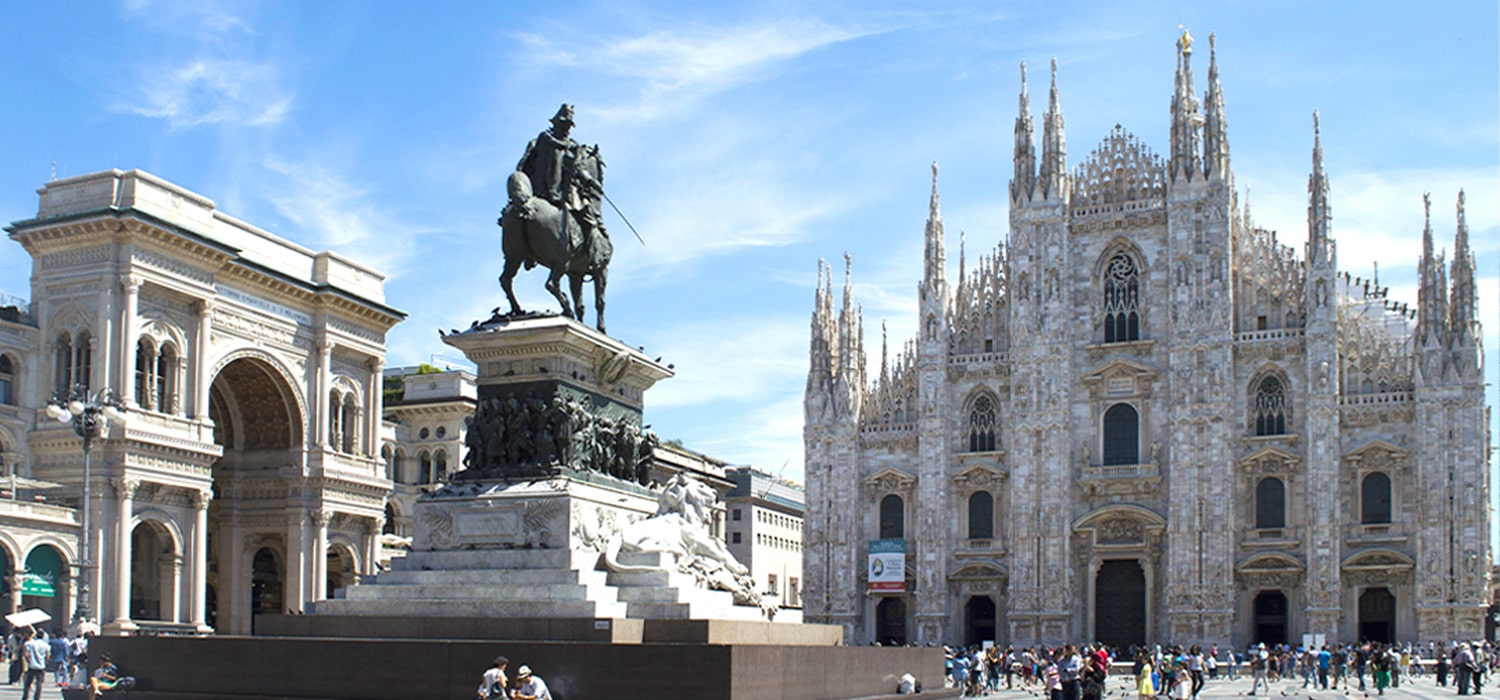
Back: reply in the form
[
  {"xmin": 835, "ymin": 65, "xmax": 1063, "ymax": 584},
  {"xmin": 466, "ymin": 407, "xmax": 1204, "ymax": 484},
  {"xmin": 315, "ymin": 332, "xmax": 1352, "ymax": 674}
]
[{"xmin": 45, "ymin": 384, "xmax": 126, "ymax": 626}]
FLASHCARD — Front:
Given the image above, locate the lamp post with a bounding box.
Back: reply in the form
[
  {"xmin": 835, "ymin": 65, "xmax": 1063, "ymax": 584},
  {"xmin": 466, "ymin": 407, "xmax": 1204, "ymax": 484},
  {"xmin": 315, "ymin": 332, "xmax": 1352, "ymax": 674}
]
[{"xmin": 45, "ymin": 384, "xmax": 126, "ymax": 626}]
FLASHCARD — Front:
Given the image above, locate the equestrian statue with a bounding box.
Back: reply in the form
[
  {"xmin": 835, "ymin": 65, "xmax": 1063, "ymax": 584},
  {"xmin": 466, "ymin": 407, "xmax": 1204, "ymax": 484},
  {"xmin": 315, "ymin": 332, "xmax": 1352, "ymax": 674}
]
[{"xmin": 498, "ymin": 104, "xmax": 613, "ymax": 333}]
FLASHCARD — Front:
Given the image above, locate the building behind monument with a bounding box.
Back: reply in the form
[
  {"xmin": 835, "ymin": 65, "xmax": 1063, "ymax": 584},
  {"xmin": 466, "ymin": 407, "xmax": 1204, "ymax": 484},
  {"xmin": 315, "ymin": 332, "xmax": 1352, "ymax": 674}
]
[{"xmin": 803, "ymin": 34, "xmax": 1490, "ymax": 648}]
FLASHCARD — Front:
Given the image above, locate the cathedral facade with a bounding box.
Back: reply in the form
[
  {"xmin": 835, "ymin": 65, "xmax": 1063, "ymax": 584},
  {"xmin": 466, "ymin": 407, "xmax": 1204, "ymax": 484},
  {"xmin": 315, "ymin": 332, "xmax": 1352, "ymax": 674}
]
[{"xmin": 803, "ymin": 34, "xmax": 1489, "ymax": 649}]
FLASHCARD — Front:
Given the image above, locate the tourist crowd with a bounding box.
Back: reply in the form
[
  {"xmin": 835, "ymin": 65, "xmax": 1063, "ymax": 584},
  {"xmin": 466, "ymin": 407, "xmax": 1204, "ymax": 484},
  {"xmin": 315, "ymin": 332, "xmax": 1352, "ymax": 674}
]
[{"xmin": 939, "ymin": 640, "xmax": 1499, "ymax": 698}]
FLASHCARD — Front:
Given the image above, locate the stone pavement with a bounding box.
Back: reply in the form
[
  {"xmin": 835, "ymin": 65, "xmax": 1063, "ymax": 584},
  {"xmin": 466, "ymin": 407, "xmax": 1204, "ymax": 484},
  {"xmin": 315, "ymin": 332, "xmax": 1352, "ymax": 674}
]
[{"xmin": 953, "ymin": 673, "xmax": 1481, "ymax": 700}]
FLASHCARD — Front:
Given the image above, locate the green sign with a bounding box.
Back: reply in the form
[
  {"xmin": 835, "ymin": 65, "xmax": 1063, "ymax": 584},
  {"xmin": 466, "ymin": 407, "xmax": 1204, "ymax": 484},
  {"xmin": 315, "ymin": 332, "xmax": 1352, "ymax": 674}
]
[{"xmin": 19, "ymin": 573, "xmax": 54, "ymax": 597}]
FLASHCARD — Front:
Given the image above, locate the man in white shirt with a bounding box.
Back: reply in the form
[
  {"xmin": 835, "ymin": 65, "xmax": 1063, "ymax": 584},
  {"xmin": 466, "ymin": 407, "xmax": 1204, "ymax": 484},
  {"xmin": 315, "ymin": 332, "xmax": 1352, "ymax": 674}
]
[{"xmin": 512, "ymin": 665, "xmax": 551, "ymax": 700}]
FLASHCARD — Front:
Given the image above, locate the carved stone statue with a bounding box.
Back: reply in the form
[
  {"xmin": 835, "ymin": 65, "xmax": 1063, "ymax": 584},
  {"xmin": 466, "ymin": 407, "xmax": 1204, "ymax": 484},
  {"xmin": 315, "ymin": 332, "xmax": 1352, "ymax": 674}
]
[
  {"xmin": 455, "ymin": 391, "xmax": 658, "ymax": 483},
  {"xmin": 498, "ymin": 104, "xmax": 614, "ymax": 333},
  {"xmin": 603, "ymin": 474, "xmax": 777, "ymax": 618}
]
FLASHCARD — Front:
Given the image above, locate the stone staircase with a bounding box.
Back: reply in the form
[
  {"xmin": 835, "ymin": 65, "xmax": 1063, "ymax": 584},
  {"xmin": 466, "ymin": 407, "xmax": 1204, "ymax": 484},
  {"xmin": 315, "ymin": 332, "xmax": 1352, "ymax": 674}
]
[{"xmin": 312, "ymin": 547, "xmax": 765, "ymax": 621}]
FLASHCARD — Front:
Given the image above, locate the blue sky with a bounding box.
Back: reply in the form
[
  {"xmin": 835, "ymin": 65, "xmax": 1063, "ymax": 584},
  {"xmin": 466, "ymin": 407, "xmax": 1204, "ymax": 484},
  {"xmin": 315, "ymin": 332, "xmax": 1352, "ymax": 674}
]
[{"xmin": 1, "ymin": 1, "xmax": 1496, "ymax": 494}]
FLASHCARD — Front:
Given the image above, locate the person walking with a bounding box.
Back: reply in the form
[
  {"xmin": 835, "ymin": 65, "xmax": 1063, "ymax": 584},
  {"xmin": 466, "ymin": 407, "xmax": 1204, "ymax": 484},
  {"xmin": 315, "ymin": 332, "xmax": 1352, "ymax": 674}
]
[
  {"xmin": 1058, "ymin": 644, "xmax": 1084, "ymax": 700},
  {"xmin": 1248, "ymin": 643, "xmax": 1269, "ymax": 696},
  {"xmin": 20, "ymin": 628, "xmax": 48, "ymax": 700}
]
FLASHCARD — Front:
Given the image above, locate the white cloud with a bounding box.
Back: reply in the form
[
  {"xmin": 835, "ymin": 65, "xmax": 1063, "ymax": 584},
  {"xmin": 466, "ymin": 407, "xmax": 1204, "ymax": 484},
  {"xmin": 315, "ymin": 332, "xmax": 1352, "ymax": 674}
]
[
  {"xmin": 261, "ymin": 157, "xmax": 427, "ymax": 279},
  {"xmin": 517, "ymin": 19, "xmax": 877, "ymax": 123},
  {"xmin": 647, "ymin": 315, "xmax": 808, "ymax": 409},
  {"xmin": 121, "ymin": 58, "xmax": 292, "ymax": 129}
]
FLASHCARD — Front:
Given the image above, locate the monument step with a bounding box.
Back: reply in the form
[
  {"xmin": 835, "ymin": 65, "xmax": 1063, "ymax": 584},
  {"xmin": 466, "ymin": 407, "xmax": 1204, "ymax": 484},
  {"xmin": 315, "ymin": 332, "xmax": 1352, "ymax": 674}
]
[
  {"xmin": 371, "ymin": 567, "xmax": 607, "ymax": 586},
  {"xmin": 605, "ymin": 568, "xmax": 700, "ymax": 589},
  {"xmin": 312, "ymin": 597, "xmax": 628, "ymax": 619},
  {"xmin": 342, "ymin": 582, "xmax": 615, "ymax": 603},
  {"xmin": 392, "ymin": 548, "xmax": 601, "ymax": 571}
]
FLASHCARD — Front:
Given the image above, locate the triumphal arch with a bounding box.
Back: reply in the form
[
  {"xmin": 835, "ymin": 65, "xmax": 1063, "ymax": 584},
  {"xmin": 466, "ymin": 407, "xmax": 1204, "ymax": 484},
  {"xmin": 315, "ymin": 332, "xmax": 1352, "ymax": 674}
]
[{"xmin": 5, "ymin": 169, "xmax": 402, "ymax": 634}]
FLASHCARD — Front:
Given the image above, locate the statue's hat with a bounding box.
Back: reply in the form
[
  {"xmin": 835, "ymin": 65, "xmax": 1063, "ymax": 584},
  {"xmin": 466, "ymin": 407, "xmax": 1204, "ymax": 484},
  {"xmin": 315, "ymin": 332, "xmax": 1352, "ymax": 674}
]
[{"xmin": 551, "ymin": 104, "xmax": 575, "ymax": 126}]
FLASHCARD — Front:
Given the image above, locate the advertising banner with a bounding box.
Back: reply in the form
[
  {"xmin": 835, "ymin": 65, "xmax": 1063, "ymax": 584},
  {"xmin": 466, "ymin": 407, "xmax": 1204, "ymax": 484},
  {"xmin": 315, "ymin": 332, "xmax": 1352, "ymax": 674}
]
[{"xmin": 867, "ymin": 539, "xmax": 906, "ymax": 592}]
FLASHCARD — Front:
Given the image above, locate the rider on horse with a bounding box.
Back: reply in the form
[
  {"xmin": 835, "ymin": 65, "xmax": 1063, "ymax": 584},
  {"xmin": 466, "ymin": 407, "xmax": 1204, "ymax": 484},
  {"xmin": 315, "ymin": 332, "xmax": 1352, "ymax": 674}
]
[{"xmin": 515, "ymin": 104, "xmax": 607, "ymax": 256}]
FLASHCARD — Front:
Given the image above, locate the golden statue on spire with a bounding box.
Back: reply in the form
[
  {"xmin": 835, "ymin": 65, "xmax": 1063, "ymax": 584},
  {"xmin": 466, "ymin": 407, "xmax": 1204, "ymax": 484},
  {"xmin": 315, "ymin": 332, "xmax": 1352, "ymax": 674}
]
[{"xmin": 1177, "ymin": 25, "xmax": 1194, "ymax": 53}]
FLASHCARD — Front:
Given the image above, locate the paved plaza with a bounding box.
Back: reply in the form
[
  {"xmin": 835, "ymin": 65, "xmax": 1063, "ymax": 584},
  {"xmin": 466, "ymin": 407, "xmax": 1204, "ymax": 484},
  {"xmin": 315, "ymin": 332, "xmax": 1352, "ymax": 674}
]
[{"xmin": 957, "ymin": 673, "xmax": 1483, "ymax": 700}]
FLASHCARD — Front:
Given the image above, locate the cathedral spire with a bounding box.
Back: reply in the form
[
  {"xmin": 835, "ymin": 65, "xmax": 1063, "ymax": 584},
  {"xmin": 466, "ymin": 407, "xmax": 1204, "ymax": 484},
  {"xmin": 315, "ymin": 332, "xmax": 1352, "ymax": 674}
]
[
  {"xmin": 1417, "ymin": 193, "xmax": 1449, "ymax": 346},
  {"xmin": 1306, "ymin": 112, "xmax": 1332, "ymax": 266},
  {"xmin": 1169, "ymin": 27, "xmax": 1202, "ymax": 183},
  {"xmin": 1011, "ymin": 61, "xmax": 1037, "ymax": 202},
  {"xmin": 923, "ymin": 162, "xmax": 947, "ymax": 293},
  {"xmin": 1038, "ymin": 58, "xmax": 1067, "ymax": 199},
  {"xmin": 1449, "ymin": 189, "xmax": 1477, "ymax": 342},
  {"xmin": 1202, "ymin": 32, "xmax": 1229, "ymax": 179}
]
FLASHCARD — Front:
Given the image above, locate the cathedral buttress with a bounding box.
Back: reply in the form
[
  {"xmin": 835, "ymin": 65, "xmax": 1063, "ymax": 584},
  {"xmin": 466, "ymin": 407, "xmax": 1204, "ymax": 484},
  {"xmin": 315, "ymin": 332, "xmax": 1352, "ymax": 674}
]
[
  {"xmin": 1301, "ymin": 112, "xmax": 1343, "ymax": 638},
  {"xmin": 914, "ymin": 164, "xmax": 951, "ymax": 643},
  {"xmin": 1162, "ymin": 27, "xmax": 1236, "ymax": 645}
]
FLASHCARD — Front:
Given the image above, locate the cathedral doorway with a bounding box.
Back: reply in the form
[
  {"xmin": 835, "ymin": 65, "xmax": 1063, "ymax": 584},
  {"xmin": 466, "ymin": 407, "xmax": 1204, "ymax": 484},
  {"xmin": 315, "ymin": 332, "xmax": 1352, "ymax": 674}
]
[
  {"xmin": 875, "ymin": 596, "xmax": 907, "ymax": 646},
  {"xmin": 250, "ymin": 547, "xmax": 282, "ymax": 634},
  {"xmin": 1094, "ymin": 559, "xmax": 1146, "ymax": 649},
  {"xmin": 1358, "ymin": 587, "xmax": 1395, "ymax": 643},
  {"xmin": 1252, "ymin": 591, "xmax": 1288, "ymax": 645},
  {"xmin": 129, "ymin": 520, "xmax": 177, "ymax": 621},
  {"xmin": 965, "ymin": 595, "xmax": 997, "ymax": 646}
]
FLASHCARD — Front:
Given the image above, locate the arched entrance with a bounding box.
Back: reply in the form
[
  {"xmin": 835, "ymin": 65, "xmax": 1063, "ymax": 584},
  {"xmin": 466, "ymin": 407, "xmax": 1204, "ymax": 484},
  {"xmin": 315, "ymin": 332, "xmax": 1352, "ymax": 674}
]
[
  {"xmin": 1253, "ymin": 591, "xmax": 1288, "ymax": 645},
  {"xmin": 250, "ymin": 547, "xmax": 283, "ymax": 633},
  {"xmin": 1359, "ymin": 587, "xmax": 1395, "ymax": 643},
  {"xmin": 0, "ymin": 546, "xmax": 12, "ymax": 612},
  {"xmin": 965, "ymin": 595, "xmax": 997, "ymax": 647},
  {"xmin": 22, "ymin": 545, "xmax": 68, "ymax": 623},
  {"xmin": 1094, "ymin": 559, "xmax": 1146, "ymax": 649},
  {"xmin": 130, "ymin": 521, "xmax": 178, "ymax": 621},
  {"xmin": 326, "ymin": 545, "xmax": 356, "ymax": 598},
  {"xmin": 875, "ymin": 596, "xmax": 907, "ymax": 646},
  {"xmin": 208, "ymin": 356, "xmax": 303, "ymax": 634}
]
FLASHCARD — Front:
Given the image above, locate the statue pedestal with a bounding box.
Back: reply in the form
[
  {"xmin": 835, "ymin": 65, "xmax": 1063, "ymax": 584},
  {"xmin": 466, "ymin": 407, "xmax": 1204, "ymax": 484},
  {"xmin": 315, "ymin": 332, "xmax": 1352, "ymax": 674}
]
[{"xmin": 442, "ymin": 312, "xmax": 672, "ymax": 424}]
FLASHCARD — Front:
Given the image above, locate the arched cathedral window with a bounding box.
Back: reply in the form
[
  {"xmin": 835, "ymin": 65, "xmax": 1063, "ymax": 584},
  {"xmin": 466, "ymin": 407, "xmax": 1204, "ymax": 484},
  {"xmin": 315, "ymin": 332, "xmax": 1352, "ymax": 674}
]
[
  {"xmin": 1253, "ymin": 376, "xmax": 1288, "ymax": 436},
  {"xmin": 1255, "ymin": 477, "xmax": 1285, "ymax": 529},
  {"xmin": 1360, "ymin": 472, "xmax": 1392, "ymax": 525},
  {"xmin": 0, "ymin": 354, "xmax": 13, "ymax": 405},
  {"xmin": 968, "ymin": 396, "xmax": 997, "ymax": 452},
  {"xmin": 54, "ymin": 331, "xmax": 91, "ymax": 395},
  {"xmin": 879, "ymin": 494, "xmax": 904, "ymax": 540},
  {"xmin": 1102, "ymin": 403, "xmax": 1139, "ymax": 466},
  {"xmin": 1102, "ymin": 253, "xmax": 1141, "ymax": 343}
]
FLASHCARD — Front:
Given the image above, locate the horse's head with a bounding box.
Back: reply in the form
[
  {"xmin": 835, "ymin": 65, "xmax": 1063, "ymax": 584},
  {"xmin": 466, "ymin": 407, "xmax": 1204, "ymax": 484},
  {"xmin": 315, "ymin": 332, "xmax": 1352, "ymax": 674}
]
[{"xmin": 507, "ymin": 171, "xmax": 534, "ymax": 205}]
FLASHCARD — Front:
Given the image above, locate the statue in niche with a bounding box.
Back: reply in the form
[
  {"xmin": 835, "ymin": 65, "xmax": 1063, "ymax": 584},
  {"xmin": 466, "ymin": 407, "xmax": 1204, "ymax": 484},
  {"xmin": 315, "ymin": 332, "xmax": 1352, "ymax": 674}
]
[{"xmin": 497, "ymin": 104, "xmax": 614, "ymax": 332}]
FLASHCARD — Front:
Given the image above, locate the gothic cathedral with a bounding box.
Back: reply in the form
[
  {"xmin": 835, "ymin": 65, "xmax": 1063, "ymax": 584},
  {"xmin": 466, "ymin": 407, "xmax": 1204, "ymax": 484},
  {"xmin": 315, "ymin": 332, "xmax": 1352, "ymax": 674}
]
[{"xmin": 803, "ymin": 33, "xmax": 1489, "ymax": 649}]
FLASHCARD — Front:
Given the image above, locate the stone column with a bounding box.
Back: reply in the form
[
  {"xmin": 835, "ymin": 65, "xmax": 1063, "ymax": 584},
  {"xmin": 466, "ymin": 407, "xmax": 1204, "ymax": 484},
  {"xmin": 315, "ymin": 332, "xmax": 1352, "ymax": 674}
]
[
  {"xmin": 194, "ymin": 300, "xmax": 214, "ymax": 419},
  {"xmin": 315, "ymin": 340, "xmax": 333, "ymax": 447},
  {"xmin": 312, "ymin": 510, "xmax": 330, "ymax": 602},
  {"xmin": 189, "ymin": 489, "xmax": 210, "ymax": 628},
  {"xmin": 285, "ymin": 512, "xmax": 306, "ymax": 613},
  {"xmin": 111, "ymin": 478, "xmax": 139, "ymax": 627},
  {"xmin": 163, "ymin": 555, "xmax": 182, "ymax": 623},
  {"xmin": 365, "ymin": 358, "xmax": 383, "ymax": 458},
  {"xmin": 119, "ymin": 275, "xmax": 142, "ymax": 405},
  {"xmin": 364, "ymin": 519, "xmax": 379, "ymax": 576}
]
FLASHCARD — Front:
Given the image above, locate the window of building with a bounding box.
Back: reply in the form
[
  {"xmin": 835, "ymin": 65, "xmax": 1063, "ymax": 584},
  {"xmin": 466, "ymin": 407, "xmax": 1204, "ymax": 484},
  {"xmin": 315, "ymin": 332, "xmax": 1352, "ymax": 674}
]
[
  {"xmin": 419, "ymin": 451, "xmax": 432, "ymax": 484},
  {"xmin": 731, "ymin": 532, "xmax": 741, "ymax": 544},
  {"xmin": 54, "ymin": 331, "xmax": 91, "ymax": 395},
  {"xmin": 968, "ymin": 396, "xmax": 997, "ymax": 452},
  {"xmin": 790, "ymin": 577, "xmax": 800, "ymax": 605},
  {"xmin": 434, "ymin": 450, "xmax": 448, "ymax": 482},
  {"xmin": 967, "ymin": 491, "xmax": 994, "ymax": 539},
  {"xmin": 1102, "ymin": 253, "xmax": 1141, "ymax": 343},
  {"xmin": 1255, "ymin": 477, "xmax": 1285, "ymax": 529},
  {"xmin": 767, "ymin": 574, "xmax": 778, "ymax": 595},
  {"xmin": 157, "ymin": 344, "xmax": 177, "ymax": 414},
  {"xmin": 1254, "ymin": 376, "xmax": 1288, "ymax": 436},
  {"xmin": 879, "ymin": 494, "xmax": 904, "ymax": 540},
  {"xmin": 341, "ymin": 395, "xmax": 358, "ymax": 454},
  {"xmin": 435, "ymin": 426, "xmax": 446, "ymax": 438},
  {"xmin": 329, "ymin": 389, "xmax": 343, "ymax": 450},
  {"xmin": 1361, "ymin": 472, "xmax": 1392, "ymax": 524},
  {"xmin": 419, "ymin": 427, "xmax": 430, "ymax": 440},
  {"xmin": 0, "ymin": 354, "xmax": 13, "ymax": 405},
  {"xmin": 732, "ymin": 509, "xmax": 741, "ymax": 521},
  {"xmin": 1102, "ymin": 403, "xmax": 1139, "ymax": 466}
]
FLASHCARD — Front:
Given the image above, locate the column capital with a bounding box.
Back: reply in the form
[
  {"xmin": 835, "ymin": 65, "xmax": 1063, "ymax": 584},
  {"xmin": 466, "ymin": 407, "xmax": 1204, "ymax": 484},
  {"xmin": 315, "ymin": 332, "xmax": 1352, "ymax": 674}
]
[
  {"xmin": 194, "ymin": 298, "xmax": 216, "ymax": 316},
  {"xmin": 119, "ymin": 274, "xmax": 144, "ymax": 295},
  {"xmin": 288, "ymin": 511, "xmax": 309, "ymax": 528},
  {"xmin": 114, "ymin": 477, "xmax": 141, "ymax": 500},
  {"xmin": 188, "ymin": 489, "xmax": 212, "ymax": 511},
  {"xmin": 312, "ymin": 509, "xmax": 333, "ymax": 528}
]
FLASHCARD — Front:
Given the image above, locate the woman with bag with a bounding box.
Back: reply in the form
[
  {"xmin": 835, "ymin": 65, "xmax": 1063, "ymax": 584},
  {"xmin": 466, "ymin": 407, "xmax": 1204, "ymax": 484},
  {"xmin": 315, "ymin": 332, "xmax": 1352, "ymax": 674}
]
[{"xmin": 477, "ymin": 656, "xmax": 509, "ymax": 700}]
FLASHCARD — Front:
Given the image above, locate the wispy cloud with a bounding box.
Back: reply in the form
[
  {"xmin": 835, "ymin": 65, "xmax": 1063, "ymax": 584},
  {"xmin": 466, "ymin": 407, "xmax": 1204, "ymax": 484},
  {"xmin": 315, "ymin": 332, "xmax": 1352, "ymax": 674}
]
[
  {"xmin": 120, "ymin": 59, "xmax": 292, "ymax": 129},
  {"xmin": 261, "ymin": 157, "xmax": 426, "ymax": 279},
  {"xmin": 111, "ymin": 0, "xmax": 293, "ymax": 129},
  {"xmin": 516, "ymin": 18, "xmax": 878, "ymax": 122}
]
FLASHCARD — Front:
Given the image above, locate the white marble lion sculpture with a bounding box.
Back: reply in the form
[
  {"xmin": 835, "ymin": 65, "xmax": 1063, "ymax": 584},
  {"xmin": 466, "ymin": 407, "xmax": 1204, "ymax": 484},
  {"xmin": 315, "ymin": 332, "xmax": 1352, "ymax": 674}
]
[{"xmin": 603, "ymin": 474, "xmax": 777, "ymax": 618}]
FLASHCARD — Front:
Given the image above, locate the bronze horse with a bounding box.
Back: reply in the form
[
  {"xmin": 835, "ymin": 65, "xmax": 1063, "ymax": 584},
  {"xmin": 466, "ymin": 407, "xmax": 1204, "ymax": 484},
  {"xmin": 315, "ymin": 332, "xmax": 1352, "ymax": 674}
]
[{"xmin": 497, "ymin": 149, "xmax": 612, "ymax": 333}]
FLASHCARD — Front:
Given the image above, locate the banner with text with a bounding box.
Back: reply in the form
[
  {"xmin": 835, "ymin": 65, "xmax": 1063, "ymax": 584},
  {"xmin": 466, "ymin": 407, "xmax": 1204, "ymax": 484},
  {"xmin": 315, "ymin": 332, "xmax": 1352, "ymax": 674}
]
[{"xmin": 868, "ymin": 539, "xmax": 906, "ymax": 592}]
